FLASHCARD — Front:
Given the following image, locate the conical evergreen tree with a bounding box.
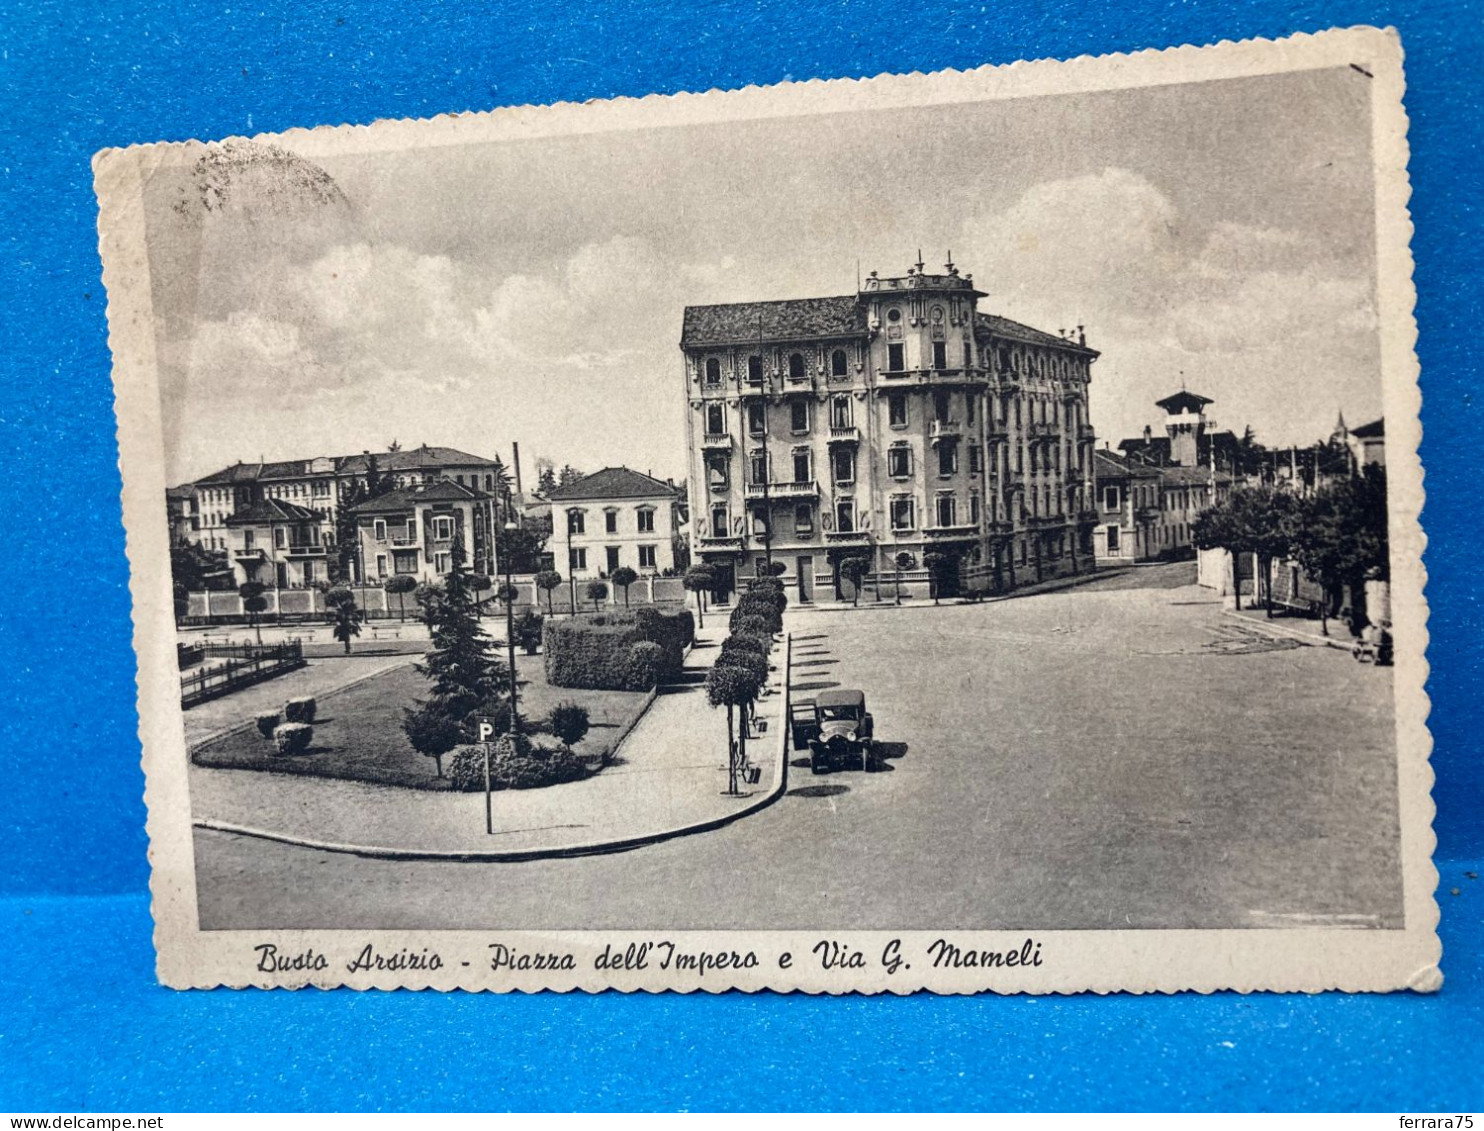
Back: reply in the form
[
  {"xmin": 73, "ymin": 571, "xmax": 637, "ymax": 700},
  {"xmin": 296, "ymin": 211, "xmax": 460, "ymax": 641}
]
[{"xmin": 412, "ymin": 531, "xmax": 505, "ymax": 731}]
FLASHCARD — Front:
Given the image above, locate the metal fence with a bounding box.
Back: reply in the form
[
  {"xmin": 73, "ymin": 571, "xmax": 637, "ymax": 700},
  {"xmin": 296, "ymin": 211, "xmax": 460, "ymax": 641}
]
[{"xmin": 179, "ymin": 641, "xmax": 306, "ymax": 709}]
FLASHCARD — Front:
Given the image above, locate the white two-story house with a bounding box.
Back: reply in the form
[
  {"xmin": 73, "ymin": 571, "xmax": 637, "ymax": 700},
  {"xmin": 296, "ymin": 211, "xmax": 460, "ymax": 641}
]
[{"xmin": 547, "ymin": 467, "xmax": 681, "ymax": 580}]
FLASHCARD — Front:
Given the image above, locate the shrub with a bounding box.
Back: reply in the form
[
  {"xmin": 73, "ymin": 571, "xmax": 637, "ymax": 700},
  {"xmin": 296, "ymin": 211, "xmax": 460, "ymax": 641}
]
[
  {"xmin": 446, "ymin": 733, "xmax": 598, "ymax": 792},
  {"xmin": 721, "ymin": 633, "xmax": 769, "ymax": 661},
  {"xmin": 625, "ymin": 641, "xmax": 665, "ymax": 691},
  {"xmin": 544, "ymin": 606, "xmax": 695, "ymax": 690},
  {"xmin": 283, "ymin": 696, "xmax": 317, "ymax": 724},
  {"xmin": 514, "ymin": 610, "xmax": 544, "ymax": 654},
  {"xmin": 547, "ymin": 701, "xmax": 591, "ymax": 746},
  {"xmin": 730, "ymin": 598, "xmax": 781, "ymax": 636},
  {"xmin": 272, "ymin": 722, "xmax": 313, "ymax": 756},
  {"xmin": 735, "ymin": 614, "xmax": 775, "ymax": 640},
  {"xmin": 584, "ymin": 579, "xmax": 609, "ymax": 610},
  {"xmin": 402, "ymin": 699, "xmax": 466, "ymax": 777},
  {"xmin": 255, "ymin": 711, "xmax": 280, "ymax": 739}
]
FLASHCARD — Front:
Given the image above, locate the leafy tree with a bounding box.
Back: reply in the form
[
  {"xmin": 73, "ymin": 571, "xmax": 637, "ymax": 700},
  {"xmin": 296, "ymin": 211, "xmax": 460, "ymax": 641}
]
[
  {"xmin": 584, "ymin": 579, "xmax": 609, "ymax": 611},
  {"xmin": 326, "ymin": 587, "xmax": 362, "ymax": 654},
  {"xmin": 534, "ymin": 569, "xmax": 563, "ymax": 615},
  {"xmin": 494, "ymin": 580, "xmax": 519, "ymax": 607},
  {"xmin": 547, "ymin": 701, "xmax": 590, "ymax": 747},
  {"xmin": 402, "ymin": 700, "xmax": 463, "ymax": 777},
  {"xmin": 682, "ymin": 564, "xmax": 714, "ymax": 629},
  {"xmin": 838, "ymin": 556, "xmax": 869, "ymax": 606},
  {"xmin": 238, "ymin": 580, "xmax": 267, "ymax": 645},
  {"xmin": 1234, "ymin": 425, "xmax": 1267, "ymax": 482},
  {"xmin": 535, "ymin": 460, "xmax": 558, "ymax": 498},
  {"xmin": 611, "ymin": 565, "xmax": 639, "ymax": 608},
  {"xmin": 414, "ymin": 580, "xmax": 445, "ymax": 627},
  {"xmin": 495, "ymin": 516, "xmax": 550, "ymax": 574},
  {"xmin": 558, "ymin": 464, "xmax": 585, "ymax": 489},
  {"xmin": 383, "ymin": 573, "xmax": 417, "ymax": 621},
  {"xmin": 386, "ymin": 439, "xmax": 402, "ymax": 454},
  {"xmin": 1284, "ymin": 466, "xmax": 1389, "ymax": 634},
  {"xmin": 764, "ymin": 560, "xmax": 787, "ymax": 577},
  {"xmin": 706, "ymin": 660, "xmax": 761, "ymax": 795},
  {"xmin": 1193, "ymin": 487, "xmax": 1298, "ymax": 615}
]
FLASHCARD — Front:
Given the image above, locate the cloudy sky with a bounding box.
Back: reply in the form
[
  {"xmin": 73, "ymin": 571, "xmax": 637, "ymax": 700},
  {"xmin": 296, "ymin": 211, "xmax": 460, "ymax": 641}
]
[{"xmin": 145, "ymin": 64, "xmax": 1380, "ymax": 486}]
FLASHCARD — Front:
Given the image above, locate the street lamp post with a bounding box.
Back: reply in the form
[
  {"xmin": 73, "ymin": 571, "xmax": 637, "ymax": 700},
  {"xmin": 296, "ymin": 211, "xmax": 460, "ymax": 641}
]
[{"xmin": 502, "ymin": 495, "xmax": 520, "ymax": 735}]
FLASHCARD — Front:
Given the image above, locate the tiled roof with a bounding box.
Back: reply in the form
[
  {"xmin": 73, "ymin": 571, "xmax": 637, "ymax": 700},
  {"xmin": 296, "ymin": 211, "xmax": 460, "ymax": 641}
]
[
  {"xmin": 975, "ymin": 312, "xmax": 1098, "ymax": 356},
  {"xmin": 1350, "ymin": 418, "xmax": 1385, "ymax": 439},
  {"xmin": 350, "ymin": 479, "xmax": 490, "ymax": 515},
  {"xmin": 1154, "ymin": 390, "xmax": 1213, "ymax": 413},
  {"xmin": 1093, "ymin": 449, "xmax": 1159, "ymax": 480},
  {"xmin": 193, "ymin": 445, "xmax": 501, "ymax": 487},
  {"xmin": 547, "ymin": 466, "xmax": 678, "ymax": 502},
  {"xmin": 681, "ymin": 296, "xmax": 865, "ymax": 348},
  {"xmin": 165, "ymin": 484, "xmax": 196, "ymax": 500},
  {"xmin": 225, "ymin": 499, "xmax": 324, "ymax": 525}
]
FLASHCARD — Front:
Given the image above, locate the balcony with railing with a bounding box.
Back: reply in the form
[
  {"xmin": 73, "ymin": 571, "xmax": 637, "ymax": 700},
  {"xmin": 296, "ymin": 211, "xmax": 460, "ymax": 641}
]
[
  {"xmin": 929, "ymin": 419, "xmax": 962, "ymax": 442},
  {"xmin": 745, "ymin": 479, "xmax": 820, "ymax": 500},
  {"xmin": 827, "ymin": 425, "xmax": 860, "ymax": 444},
  {"xmin": 824, "ymin": 528, "xmax": 872, "ymax": 545},
  {"xmin": 881, "ymin": 366, "xmax": 989, "ymax": 388},
  {"xmin": 699, "ymin": 531, "xmax": 746, "ymax": 550},
  {"xmin": 1077, "ymin": 424, "xmax": 1096, "ymax": 442},
  {"xmin": 923, "ymin": 523, "xmax": 981, "ymax": 541},
  {"xmin": 701, "ymin": 432, "xmax": 734, "ymax": 452},
  {"xmin": 1028, "ymin": 421, "xmax": 1060, "ymax": 440},
  {"xmin": 284, "ymin": 542, "xmax": 328, "ymax": 557}
]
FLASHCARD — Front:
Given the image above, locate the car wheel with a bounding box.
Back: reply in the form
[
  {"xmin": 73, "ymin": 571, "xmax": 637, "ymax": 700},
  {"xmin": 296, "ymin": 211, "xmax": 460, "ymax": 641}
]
[{"xmin": 810, "ymin": 749, "xmax": 826, "ymax": 775}]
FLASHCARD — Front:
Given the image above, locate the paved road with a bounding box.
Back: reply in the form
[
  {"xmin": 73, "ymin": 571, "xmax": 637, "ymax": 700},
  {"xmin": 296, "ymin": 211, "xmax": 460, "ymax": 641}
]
[{"xmin": 194, "ymin": 563, "xmax": 1403, "ymax": 930}]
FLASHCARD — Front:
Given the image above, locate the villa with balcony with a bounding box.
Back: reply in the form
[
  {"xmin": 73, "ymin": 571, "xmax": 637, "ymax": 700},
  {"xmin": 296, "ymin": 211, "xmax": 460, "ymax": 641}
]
[
  {"xmin": 350, "ymin": 479, "xmax": 499, "ymax": 585},
  {"xmin": 225, "ymin": 499, "xmax": 335, "ymax": 589}
]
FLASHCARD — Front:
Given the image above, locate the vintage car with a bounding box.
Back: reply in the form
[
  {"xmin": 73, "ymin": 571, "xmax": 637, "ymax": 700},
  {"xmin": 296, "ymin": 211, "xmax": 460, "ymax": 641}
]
[{"xmin": 791, "ymin": 688, "xmax": 874, "ymax": 774}]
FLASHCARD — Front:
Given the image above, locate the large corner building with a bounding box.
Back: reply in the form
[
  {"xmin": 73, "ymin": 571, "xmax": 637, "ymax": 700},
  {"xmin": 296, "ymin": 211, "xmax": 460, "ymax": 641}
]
[{"xmin": 679, "ymin": 258, "xmax": 1100, "ymax": 601}]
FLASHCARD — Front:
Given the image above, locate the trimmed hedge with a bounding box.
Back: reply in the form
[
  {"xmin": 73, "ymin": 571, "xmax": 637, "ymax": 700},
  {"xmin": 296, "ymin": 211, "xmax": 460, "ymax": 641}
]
[
  {"xmin": 255, "ymin": 712, "xmax": 280, "ymax": 739},
  {"xmin": 273, "ymin": 722, "xmax": 313, "ymax": 756},
  {"xmin": 446, "ymin": 732, "xmax": 600, "ymax": 792},
  {"xmin": 544, "ymin": 606, "xmax": 695, "ymax": 690},
  {"xmin": 284, "ymin": 696, "xmax": 317, "ymax": 724}
]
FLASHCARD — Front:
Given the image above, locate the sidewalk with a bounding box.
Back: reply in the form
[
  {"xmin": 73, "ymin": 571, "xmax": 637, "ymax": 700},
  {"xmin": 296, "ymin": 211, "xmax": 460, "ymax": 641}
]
[
  {"xmin": 1224, "ymin": 605, "xmax": 1356, "ymax": 651},
  {"xmin": 789, "ymin": 564, "xmax": 1129, "ymax": 613},
  {"xmin": 190, "ymin": 622, "xmax": 790, "ymax": 859}
]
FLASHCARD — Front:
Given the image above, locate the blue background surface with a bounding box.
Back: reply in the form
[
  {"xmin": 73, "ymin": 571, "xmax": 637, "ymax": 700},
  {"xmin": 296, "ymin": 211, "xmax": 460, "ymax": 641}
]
[{"xmin": 1, "ymin": 0, "xmax": 1479, "ymax": 1111}]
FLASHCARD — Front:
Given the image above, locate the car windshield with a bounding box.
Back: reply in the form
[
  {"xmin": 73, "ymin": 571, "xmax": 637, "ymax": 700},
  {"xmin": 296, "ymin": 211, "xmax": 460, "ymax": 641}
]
[{"xmin": 819, "ymin": 705, "xmax": 859, "ymax": 721}]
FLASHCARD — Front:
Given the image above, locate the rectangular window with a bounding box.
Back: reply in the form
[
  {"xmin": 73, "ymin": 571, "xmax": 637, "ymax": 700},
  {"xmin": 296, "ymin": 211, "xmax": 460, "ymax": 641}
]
[
  {"xmin": 790, "ymin": 401, "xmax": 809, "ymax": 433},
  {"xmin": 1103, "ymin": 485, "xmax": 1120, "ymax": 510},
  {"xmin": 434, "ymin": 516, "xmax": 453, "ymax": 541},
  {"xmin": 435, "ymin": 553, "xmax": 450, "ymax": 574},
  {"xmin": 890, "ymin": 497, "xmax": 916, "ymax": 531},
  {"xmin": 747, "ymin": 402, "xmax": 766, "ymax": 435},
  {"xmin": 242, "ymin": 529, "xmax": 254, "ymax": 551},
  {"xmin": 570, "ymin": 547, "xmax": 587, "ymax": 570},
  {"xmin": 374, "ymin": 519, "xmax": 386, "ymax": 540},
  {"xmin": 637, "ymin": 508, "xmax": 655, "ymax": 533},
  {"xmin": 711, "ymin": 507, "xmax": 728, "ymax": 538},
  {"xmin": 794, "ymin": 504, "xmax": 814, "ymax": 534},
  {"xmin": 969, "ymin": 446, "xmax": 982, "ymax": 475},
  {"xmin": 836, "ymin": 499, "xmax": 855, "ymax": 533},
  {"xmin": 605, "ymin": 510, "xmax": 618, "ymax": 534},
  {"xmin": 830, "ymin": 397, "xmax": 852, "ymax": 429},
  {"xmin": 889, "ymin": 394, "xmax": 908, "ymax": 427},
  {"xmin": 638, "ymin": 544, "xmax": 657, "ymax": 569},
  {"xmin": 376, "ymin": 554, "xmax": 387, "ymax": 578},
  {"xmin": 832, "ymin": 447, "xmax": 855, "ymax": 484},
  {"xmin": 967, "ymin": 396, "xmax": 976, "ymax": 425},
  {"xmin": 606, "ymin": 546, "xmax": 621, "ymax": 572},
  {"xmin": 932, "ymin": 341, "xmax": 947, "ymax": 370},
  {"xmin": 313, "ymin": 481, "xmax": 329, "ymax": 496},
  {"xmin": 887, "ymin": 343, "xmax": 905, "ymax": 372},
  {"xmin": 938, "ymin": 444, "xmax": 958, "ymax": 476},
  {"xmin": 888, "ymin": 446, "xmax": 912, "ymax": 478},
  {"xmin": 394, "ymin": 550, "xmax": 418, "ymax": 574},
  {"xmin": 793, "ymin": 451, "xmax": 811, "ymax": 483},
  {"xmin": 750, "ymin": 450, "xmax": 768, "ymax": 485},
  {"xmin": 706, "ymin": 403, "xmax": 725, "ymax": 434},
  {"xmin": 569, "ymin": 511, "xmax": 585, "ymax": 535},
  {"xmin": 275, "ymin": 528, "xmax": 286, "ymax": 549},
  {"xmin": 936, "ymin": 494, "xmax": 956, "ymax": 528},
  {"xmin": 969, "ymin": 493, "xmax": 981, "ymax": 524}
]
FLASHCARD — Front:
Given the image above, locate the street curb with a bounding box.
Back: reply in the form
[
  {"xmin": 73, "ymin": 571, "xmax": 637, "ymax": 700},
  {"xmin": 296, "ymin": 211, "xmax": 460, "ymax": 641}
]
[
  {"xmin": 191, "ymin": 633, "xmax": 793, "ymax": 863},
  {"xmin": 1222, "ymin": 609, "xmax": 1353, "ymax": 651}
]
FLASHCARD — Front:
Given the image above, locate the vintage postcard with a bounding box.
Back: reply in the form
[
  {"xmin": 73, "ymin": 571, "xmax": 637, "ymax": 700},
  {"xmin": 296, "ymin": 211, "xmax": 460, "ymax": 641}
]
[{"xmin": 96, "ymin": 26, "xmax": 1439, "ymax": 992}]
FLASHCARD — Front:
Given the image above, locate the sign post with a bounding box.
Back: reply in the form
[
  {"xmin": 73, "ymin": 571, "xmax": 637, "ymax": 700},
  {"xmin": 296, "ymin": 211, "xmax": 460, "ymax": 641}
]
[{"xmin": 475, "ymin": 714, "xmax": 499, "ymax": 835}]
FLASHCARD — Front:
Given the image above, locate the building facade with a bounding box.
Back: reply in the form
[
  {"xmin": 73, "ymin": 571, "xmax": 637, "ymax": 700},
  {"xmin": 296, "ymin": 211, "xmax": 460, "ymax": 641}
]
[
  {"xmin": 548, "ymin": 467, "xmax": 682, "ymax": 580},
  {"xmin": 224, "ymin": 499, "xmax": 335, "ymax": 588},
  {"xmin": 350, "ymin": 480, "xmax": 499, "ymax": 585},
  {"xmin": 186, "ymin": 444, "xmax": 507, "ymax": 577},
  {"xmin": 680, "ymin": 258, "xmax": 1100, "ymax": 602}
]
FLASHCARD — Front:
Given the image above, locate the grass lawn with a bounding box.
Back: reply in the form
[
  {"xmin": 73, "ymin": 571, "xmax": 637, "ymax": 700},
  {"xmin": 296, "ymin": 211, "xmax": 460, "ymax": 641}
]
[{"xmin": 192, "ymin": 652, "xmax": 653, "ymax": 790}]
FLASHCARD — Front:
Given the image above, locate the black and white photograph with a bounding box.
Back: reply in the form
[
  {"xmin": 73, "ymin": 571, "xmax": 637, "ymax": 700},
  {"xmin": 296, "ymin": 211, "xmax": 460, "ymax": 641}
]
[{"xmin": 97, "ymin": 25, "xmax": 1437, "ymax": 992}]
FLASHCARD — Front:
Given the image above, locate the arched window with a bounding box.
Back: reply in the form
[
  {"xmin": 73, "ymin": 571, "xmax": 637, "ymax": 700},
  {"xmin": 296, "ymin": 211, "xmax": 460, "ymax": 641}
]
[
  {"xmin": 788, "ymin": 352, "xmax": 806, "ymax": 380},
  {"xmin": 704, "ymin": 357, "xmax": 721, "ymax": 384},
  {"xmin": 831, "ymin": 348, "xmax": 848, "ymax": 377},
  {"xmin": 747, "ymin": 354, "xmax": 763, "ymax": 383}
]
